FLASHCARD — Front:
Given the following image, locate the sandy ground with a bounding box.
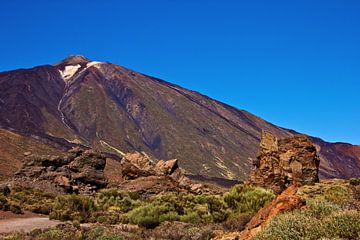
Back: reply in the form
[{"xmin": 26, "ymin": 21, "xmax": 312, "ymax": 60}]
[{"xmin": 0, "ymin": 211, "xmax": 61, "ymax": 234}]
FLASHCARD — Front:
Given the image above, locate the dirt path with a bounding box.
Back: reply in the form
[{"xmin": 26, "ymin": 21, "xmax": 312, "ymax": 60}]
[{"xmin": 0, "ymin": 216, "xmax": 61, "ymax": 234}]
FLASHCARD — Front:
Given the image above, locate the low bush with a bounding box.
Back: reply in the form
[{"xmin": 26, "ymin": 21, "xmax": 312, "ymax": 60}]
[
  {"xmin": 50, "ymin": 194, "xmax": 95, "ymax": 222},
  {"xmin": 222, "ymin": 213, "xmax": 252, "ymax": 231},
  {"xmin": 349, "ymin": 177, "xmax": 360, "ymax": 186},
  {"xmin": 84, "ymin": 227, "xmax": 123, "ymax": 240},
  {"xmin": 323, "ymin": 185, "xmax": 351, "ymax": 204},
  {"xmin": 128, "ymin": 202, "xmax": 179, "ymax": 228},
  {"xmin": 1, "ymin": 224, "xmax": 125, "ymax": 240},
  {"xmin": 6, "ymin": 186, "xmax": 56, "ymax": 214},
  {"xmin": 223, "ymin": 184, "xmax": 275, "ymax": 214},
  {"xmin": 1, "ymin": 185, "xmax": 276, "ymax": 230},
  {"xmin": 324, "ymin": 210, "xmax": 360, "ymax": 239},
  {"xmin": 254, "ymin": 200, "xmax": 360, "ymax": 240},
  {"xmin": 9, "ymin": 202, "xmax": 22, "ymax": 214},
  {"xmin": 95, "ymin": 188, "xmax": 141, "ymax": 213},
  {"xmin": 0, "ymin": 193, "xmax": 9, "ymax": 210},
  {"xmin": 305, "ymin": 199, "xmax": 341, "ymax": 218}
]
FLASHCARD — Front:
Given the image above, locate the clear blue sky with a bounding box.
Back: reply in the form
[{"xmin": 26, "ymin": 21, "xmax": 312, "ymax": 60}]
[{"xmin": 0, "ymin": 0, "xmax": 359, "ymax": 144}]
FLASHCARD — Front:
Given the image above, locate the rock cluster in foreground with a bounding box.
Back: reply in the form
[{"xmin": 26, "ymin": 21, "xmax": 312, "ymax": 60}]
[
  {"xmin": 116, "ymin": 152, "xmax": 206, "ymax": 196},
  {"xmin": 8, "ymin": 148, "xmax": 205, "ymax": 196},
  {"xmin": 248, "ymin": 131, "xmax": 320, "ymax": 193},
  {"xmin": 13, "ymin": 148, "xmax": 107, "ymax": 193}
]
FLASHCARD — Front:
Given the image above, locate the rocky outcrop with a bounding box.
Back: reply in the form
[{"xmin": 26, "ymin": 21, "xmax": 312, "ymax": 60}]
[
  {"xmin": 8, "ymin": 147, "xmax": 206, "ymax": 196},
  {"xmin": 12, "ymin": 147, "xmax": 107, "ymax": 193},
  {"xmin": 110, "ymin": 151, "xmax": 205, "ymax": 196},
  {"xmin": 248, "ymin": 131, "xmax": 320, "ymax": 193},
  {"xmin": 123, "ymin": 152, "xmax": 155, "ymax": 173}
]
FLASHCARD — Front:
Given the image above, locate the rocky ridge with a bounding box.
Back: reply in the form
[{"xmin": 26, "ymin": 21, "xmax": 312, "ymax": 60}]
[{"xmin": 7, "ymin": 148, "xmax": 205, "ymax": 196}]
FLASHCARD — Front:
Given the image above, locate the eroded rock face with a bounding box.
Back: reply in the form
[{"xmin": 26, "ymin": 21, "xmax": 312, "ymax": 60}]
[
  {"xmin": 123, "ymin": 152, "xmax": 155, "ymax": 172},
  {"xmin": 111, "ymin": 151, "xmax": 206, "ymax": 196},
  {"xmin": 13, "ymin": 147, "xmax": 107, "ymax": 193},
  {"xmin": 248, "ymin": 131, "xmax": 320, "ymax": 193}
]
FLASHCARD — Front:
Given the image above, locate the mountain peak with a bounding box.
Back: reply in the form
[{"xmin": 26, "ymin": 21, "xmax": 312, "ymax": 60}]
[{"xmin": 54, "ymin": 55, "xmax": 91, "ymax": 66}]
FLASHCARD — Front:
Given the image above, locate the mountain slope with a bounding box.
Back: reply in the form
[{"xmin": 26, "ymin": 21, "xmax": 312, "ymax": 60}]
[{"xmin": 0, "ymin": 55, "xmax": 359, "ymax": 180}]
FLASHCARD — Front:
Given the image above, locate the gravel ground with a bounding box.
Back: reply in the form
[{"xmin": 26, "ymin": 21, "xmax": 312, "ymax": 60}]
[{"xmin": 0, "ymin": 216, "xmax": 61, "ymax": 234}]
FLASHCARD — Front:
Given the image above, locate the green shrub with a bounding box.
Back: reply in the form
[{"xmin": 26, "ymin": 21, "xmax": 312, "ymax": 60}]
[
  {"xmin": 6, "ymin": 187, "xmax": 56, "ymax": 214},
  {"xmin": 127, "ymin": 202, "xmax": 179, "ymax": 228},
  {"xmin": 0, "ymin": 194, "xmax": 9, "ymax": 211},
  {"xmin": 324, "ymin": 210, "xmax": 360, "ymax": 239},
  {"xmin": 1, "ymin": 233, "xmax": 23, "ymax": 240},
  {"xmin": 255, "ymin": 200, "xmax": 360, "ymax": 240},
  {"xmin": 323, "ymin": 185, "xmax": 351, "ymax": 204},
  {"xmin": 84, "ymin": 227, "xmax": 106, "ymax": 240},
  {"xmin": 153, "ymin": 192, "xmax": 229, "ymax": 224},
  {"xmin": 223, "ymin": 184, "xmax": 275, "ymax": 214},
  {"xmin": 179, "ymin": 211, "xmax": 201, "ymax": 223},
  {"xmin": 38, "ymin": 229, "xmax": 65, "ymax": 240},
  {"xmin": 306, "ymin": 199, "xmax": 340, "ymax": 218},
  {"xmin": 205, "ymin": 195, "xmax": 229, "ymax": 222},
  {"xmin": 222, "ymin": 213, "xmax": 252, "ymax": 231},
  {"xmin": 96, "ymin": 215, "xmax": 108, "ymax": 224},
  {"xmin": 255, "ymin": 210, "xmax": 318, "ymax": 240},
  {"xmin": 9, "ymin": 203, "xmax": 22, "ymax": 214},
  {"xmin": 50, "ymin": 194, "xmax": 95, "ymax": 222},
  {"xmin": 96, "ymin": 237, "xmax": 123, "ymax": 240},
  {"xmin": 95, "ymin": 188, "xmax": 141, "ymax": 213},
  {"xmin": 72, "ymin": 219, "xmax": 81, "ymax": 229},
  {"xmin": 349, "ymin": 178, "xmax": 360, "ymax": 186}
]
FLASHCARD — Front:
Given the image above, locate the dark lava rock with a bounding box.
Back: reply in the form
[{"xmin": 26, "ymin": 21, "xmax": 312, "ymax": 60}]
[{"xmin": 13, "ymin": 148, "xmax": 108, "ymax": 193}]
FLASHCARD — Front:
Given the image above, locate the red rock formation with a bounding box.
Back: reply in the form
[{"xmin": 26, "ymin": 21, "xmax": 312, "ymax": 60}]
[
  {"xmin": 248, "ymin": 131, "xmax": 320, "ymax": 193},
  {"xmin": 239, "ymin": 186, "xmax": 305, "ymax": 239}
]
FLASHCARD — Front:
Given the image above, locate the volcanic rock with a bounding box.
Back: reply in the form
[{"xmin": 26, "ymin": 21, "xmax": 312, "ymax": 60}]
[
  {"xmin": 154, "ymin": 159, "xmax": 178, "ymax": 175},
  {"xmin": 124, "ymin": 152, "xmax": 155, "ymax": 172},
  {"xmin": 248, "ymin": 131, "xmax": 320, "ymax": 193},
  {"xmin": 109, "ymin": 151, "xmax": 206, "ymax": 196},
  {"xmin": 12, "ymin": 148, "xmax": 107, "ymax": 193}
]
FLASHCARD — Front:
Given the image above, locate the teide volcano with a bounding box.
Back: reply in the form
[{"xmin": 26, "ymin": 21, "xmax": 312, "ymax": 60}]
[{"xmin": 0, "ymin": 55, "xmax": 359, "ymax": 180}]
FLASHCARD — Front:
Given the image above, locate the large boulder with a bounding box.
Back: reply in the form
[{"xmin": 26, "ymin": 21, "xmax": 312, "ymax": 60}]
[
  {"xmin": 124, "ymin": 152, "xmax": 155, "ymax": 172},
  {"xmin": 154, "ymin": 159, "xmax": 178, "ymax": 175},
  {"xmin": 12, "ymin": 148, "xmax": 108, "ymax": 193},
  {"xmin": 107, "ymin": 151, "xmax": 206, "ymax": 195},
  {"xmin": 248, "ymin": 131, "xmax": 320, "ymax": 193}
]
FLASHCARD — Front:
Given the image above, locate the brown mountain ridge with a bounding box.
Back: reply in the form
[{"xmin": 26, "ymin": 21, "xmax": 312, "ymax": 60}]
[{"xmin": 0, "ymin": 55, "xmax": 359, "ymax": 181}]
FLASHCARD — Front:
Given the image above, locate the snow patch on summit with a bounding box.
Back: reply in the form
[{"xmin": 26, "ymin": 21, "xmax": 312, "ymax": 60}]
[
  {"xmin": 86, "ymin": 61, "xmax": 103, "ymax": 68},
  {"xmin": 59, "ymin": 64, "xmax": 81, "ymax": 80}
]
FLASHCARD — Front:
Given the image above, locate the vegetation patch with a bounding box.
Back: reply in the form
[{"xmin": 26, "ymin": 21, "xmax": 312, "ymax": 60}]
[
  {"xmin": 255, "ymin": 182, "xmax": 360, "ymax": 240},
  {"xmin": 1, "ymin": 185, "xmax": 274, "ymax": 231},
  {"xmin": 0, "ymin": 186, "xmax": 56, "ymax": 214}
]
